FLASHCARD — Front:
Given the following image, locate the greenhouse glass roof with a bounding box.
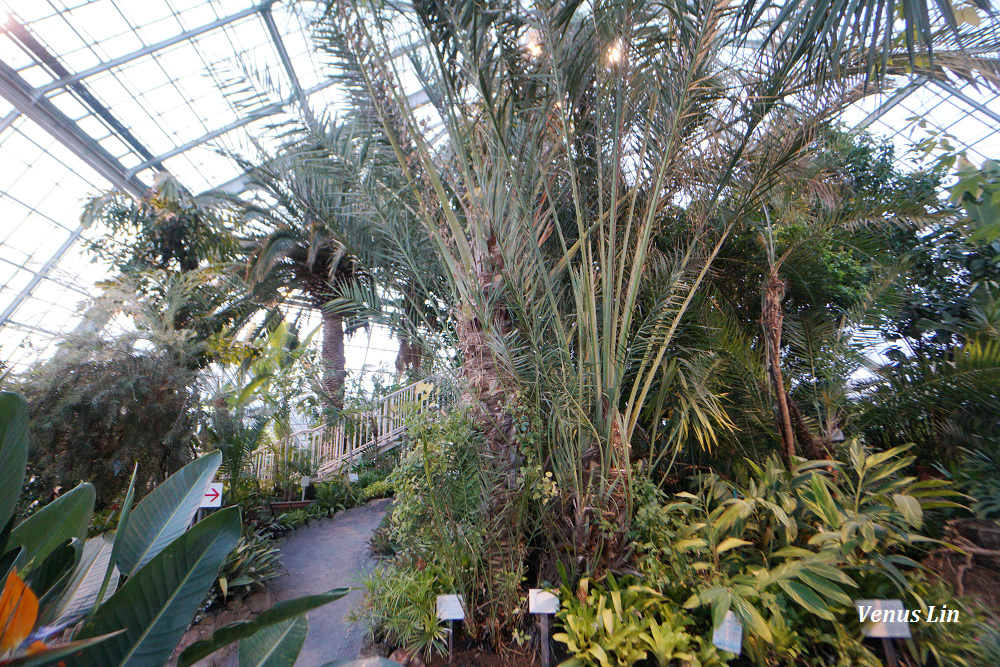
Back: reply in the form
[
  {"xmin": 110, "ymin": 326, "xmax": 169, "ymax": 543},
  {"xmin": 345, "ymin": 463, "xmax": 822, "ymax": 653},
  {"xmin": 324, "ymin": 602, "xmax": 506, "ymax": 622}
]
[{"xmin": 1, "ymin": 0, "xmax": 999, "ymax": 372}]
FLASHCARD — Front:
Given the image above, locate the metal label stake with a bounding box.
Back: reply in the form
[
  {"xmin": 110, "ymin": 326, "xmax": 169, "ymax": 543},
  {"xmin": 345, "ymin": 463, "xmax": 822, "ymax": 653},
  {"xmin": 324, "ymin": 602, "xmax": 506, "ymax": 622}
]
[
  {"xmin": 855, "ymin": 598, "xmax": 911, "ymax": 667},
  {"xmin": 436, "ymin": 594, "xmax": 465, "ymax": 664},
  {"xmin": 529, "ymin": 589, "xmax": 559, "ymax": 667}
]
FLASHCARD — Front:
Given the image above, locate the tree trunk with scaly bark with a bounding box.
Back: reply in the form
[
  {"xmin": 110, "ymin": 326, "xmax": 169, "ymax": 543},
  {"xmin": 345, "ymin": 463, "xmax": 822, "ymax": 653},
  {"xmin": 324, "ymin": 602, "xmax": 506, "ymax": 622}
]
[
  {"xmin": 763, "ymin": 271, "xmax": 797, "ymax": 466},
  {"xmin": 458, "ymin": 233, "xmax": 517, "ymax": 463},
  {"xmin": 320, "ymin": 306, "xmax": 346, "ymax": 413}
]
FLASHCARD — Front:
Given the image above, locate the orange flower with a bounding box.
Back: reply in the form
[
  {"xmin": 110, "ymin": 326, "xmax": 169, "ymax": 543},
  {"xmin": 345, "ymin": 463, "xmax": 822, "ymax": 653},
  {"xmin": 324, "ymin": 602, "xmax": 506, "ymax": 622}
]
[{"xmin": 0, "ymin": 570, "xmax": 39, "ymax": 654}]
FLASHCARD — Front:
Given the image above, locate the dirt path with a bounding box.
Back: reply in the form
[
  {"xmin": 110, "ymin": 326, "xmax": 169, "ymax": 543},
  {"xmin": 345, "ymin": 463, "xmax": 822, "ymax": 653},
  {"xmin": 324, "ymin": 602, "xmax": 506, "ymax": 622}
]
[{"xmin": 269, "ymin": 498, "xmax": 392, "ymax": 666}]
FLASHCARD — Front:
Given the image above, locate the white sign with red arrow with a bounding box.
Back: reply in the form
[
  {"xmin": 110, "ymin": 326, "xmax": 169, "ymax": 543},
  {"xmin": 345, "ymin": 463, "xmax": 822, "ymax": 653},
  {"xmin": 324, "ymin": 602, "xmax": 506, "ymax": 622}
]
[{"xmin": 201, "ymin": 483, "xmax": 223, "ymax": 508}]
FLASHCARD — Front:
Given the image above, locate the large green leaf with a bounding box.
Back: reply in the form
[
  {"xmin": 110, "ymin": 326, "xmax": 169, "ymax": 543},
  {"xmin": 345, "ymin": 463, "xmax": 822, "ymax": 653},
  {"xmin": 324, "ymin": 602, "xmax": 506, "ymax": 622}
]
[
  {"xmin": 44, "ymin": 534, "xmax": 119, "ymax": 625},
  {"xmin": 0, "ymin": 632, "xmax": 124, "ymax": 667},
  {"xmin": 777, "ymin": 580, "xmax": 836, "ymax": 621},
  {"xmin": 0, "ymin": 544, "xmax": 22, "ymax": 586},
  {"xmin": 178, "ymin": 588, "xmax": 350, "ymax": 666},
  {"xmin": 9, "ymin": 483, "xmax": 94, "ymax": 573},
  {"xmin": 26, "ymin": 538, "xmax": 80, "ymax": 610},
  {"xmin": 0, "ymin": 392, "xmax": 29, "ymax": 523},
  {"xmin": 69, "ymin": 506, "xmax": 241, "ymax": 667},
  {"xmin": 116, "ymin": 451, "xmax": 221, "ymax": 577},
  {"xmin": 238, "ymin": 616, "xmax": 308, "ymax": 667}
]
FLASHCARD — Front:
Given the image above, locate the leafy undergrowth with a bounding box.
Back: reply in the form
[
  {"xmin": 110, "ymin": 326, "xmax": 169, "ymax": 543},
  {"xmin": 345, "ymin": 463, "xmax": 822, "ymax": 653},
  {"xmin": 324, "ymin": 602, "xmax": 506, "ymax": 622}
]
[
  {"xmin": 555, "ymin": 442, "xmax": 993, "ymax": 666},
  {"xmin": 357, "ymin": 420, "xmax": 997, "ymax": 666}
]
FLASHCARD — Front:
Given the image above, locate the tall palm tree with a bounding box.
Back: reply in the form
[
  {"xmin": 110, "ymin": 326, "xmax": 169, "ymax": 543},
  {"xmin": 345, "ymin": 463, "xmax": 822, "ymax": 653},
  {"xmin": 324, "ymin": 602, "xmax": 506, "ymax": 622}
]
[
  {"xmin": 236, "ymin": 121, "xmax": 374, "ymax": 413},
  {"xmin": 316, "ymin": 0, "xmax": 999, "ymax": 574}
]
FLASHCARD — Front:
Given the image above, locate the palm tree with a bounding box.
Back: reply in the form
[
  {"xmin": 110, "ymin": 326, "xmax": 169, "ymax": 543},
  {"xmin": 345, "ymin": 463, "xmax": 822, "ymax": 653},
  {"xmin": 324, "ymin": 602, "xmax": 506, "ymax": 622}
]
[
  {"xmin": 293, "ymin": 5, "xmax": 1000, "ymax": 644},
  {"xmin": 236, "ymin": 121, "xmax": 375, "ymax": 413},
  {"xmin": 315, "ymin": 0, "xmax": 999, "ymax": 571}
]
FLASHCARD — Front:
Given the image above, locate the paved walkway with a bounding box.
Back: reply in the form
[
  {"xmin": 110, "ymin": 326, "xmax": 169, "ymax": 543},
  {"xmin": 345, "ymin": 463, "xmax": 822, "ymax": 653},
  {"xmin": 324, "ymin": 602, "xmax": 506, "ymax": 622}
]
[{"xmin": 269, "ymin": 498, "xmax": 392, "ymax": 666}]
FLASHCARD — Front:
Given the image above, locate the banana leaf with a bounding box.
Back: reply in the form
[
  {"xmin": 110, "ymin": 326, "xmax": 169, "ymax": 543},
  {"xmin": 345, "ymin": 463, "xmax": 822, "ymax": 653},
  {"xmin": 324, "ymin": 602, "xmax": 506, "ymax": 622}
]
[
  {"xmin": 69, "ymin": 506, "xmax": 240, "ymax": 667},
  {"xmin": 43, "ymin": 534, "xmax": 118, "ymax": 626},
  {"xmin": 178, "ymin": 588, "xmax": 349, "ymax": 666},
  {"xmin": 0, "ymin": 392, "xmax": 28, "ymax": 523},
  {"xmin": 238, "ymin": 616, "xmax": 308, "ymax": 667},
  {"xmin": 9, "ymin": 484, "xmax": 94, "ymax": 574},
  {"xmin": 115, "ymin": 451, "xmax": 221, "ymax": 577}
]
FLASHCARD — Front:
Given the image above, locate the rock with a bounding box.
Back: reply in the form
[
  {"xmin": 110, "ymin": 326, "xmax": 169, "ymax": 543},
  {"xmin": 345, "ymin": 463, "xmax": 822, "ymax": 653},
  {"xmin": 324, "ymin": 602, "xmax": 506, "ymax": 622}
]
[
  {"xmin": 389, "ymin": 648, "xmax": 426, "ymax": 667},
  {"xmin": 246, "ymin": 591, "xmax": 272, "ymax": 614}
]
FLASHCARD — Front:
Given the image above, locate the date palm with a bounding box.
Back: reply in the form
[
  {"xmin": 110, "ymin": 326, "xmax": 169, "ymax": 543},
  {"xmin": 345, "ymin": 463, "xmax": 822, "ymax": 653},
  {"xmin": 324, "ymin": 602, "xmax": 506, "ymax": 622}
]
[
  {"xmin": 321, "ymin": 0, "xmax": 997, "ymax": 546},
  {"xmin": 238, "ymin": 122, "xmax": 374, "ymax": 413}
]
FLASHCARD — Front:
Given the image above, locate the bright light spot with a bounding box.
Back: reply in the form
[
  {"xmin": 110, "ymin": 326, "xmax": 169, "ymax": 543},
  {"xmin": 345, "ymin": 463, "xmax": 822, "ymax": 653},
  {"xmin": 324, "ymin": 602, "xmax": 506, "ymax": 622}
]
[
  {"xmin": 523, "ymin": 29, "xmax": 543, "ymax": 59},
  {"xmin": 607, "ymin": 39, "xmax": 624, "ymax": 65}
]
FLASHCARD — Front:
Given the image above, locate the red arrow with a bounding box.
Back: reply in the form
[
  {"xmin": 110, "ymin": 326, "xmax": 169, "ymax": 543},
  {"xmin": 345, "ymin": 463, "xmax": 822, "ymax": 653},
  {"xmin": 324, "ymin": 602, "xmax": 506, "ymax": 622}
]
[{"xmin": 205, "ymin": 487, "xmax": 220, "ymax": 502}]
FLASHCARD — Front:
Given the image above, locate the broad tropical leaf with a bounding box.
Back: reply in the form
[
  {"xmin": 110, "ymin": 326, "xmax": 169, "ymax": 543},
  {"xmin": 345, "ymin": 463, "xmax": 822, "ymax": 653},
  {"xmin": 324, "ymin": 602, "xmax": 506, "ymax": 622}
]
[
  {"xmin": 0, "ymin": 392, "xmax": 29, "ymax": 523},
  {"xmin": 44, "ymin": 534, "xmax": 118, "ymax": 625},
  {"xmin": 238, "ymin": 615, "xmax": 308, "ymax": 667},
  {"xmin": 24, "ymin": 539, "xmax": 79, "ymax": 610},
  {"xmin": 178, "ymin": 589, "xmax": 349, "ymax": 666},
  {"xmin": 0, "ymin": 633, "xmax": 124, "ymax": 667},
  {"xmin": 115, "ymin": 451, "xmax": 221, "ymax": 577},
  {"xmin": 9, "ymin": 484, "xmax": 94, "ymax": 575},
  {"xmin": 69, "ymin": 506, "xmax": 241, "ymax": 667}
]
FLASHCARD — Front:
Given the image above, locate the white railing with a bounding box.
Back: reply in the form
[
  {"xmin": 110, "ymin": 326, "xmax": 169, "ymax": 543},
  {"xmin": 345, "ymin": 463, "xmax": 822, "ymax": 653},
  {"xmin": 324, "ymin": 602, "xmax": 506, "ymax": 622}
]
[{"xmin": 250, "ymin": 377, "xmax": 452, "ymax": 483}]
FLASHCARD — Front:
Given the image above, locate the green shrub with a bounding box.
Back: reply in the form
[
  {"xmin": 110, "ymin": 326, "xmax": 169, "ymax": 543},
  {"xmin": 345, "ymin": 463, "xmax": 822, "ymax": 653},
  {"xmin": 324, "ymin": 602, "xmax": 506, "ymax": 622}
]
[
  {"xmin": 361, "ymin": 477, "xmax": 395, "ymax": 500},
  {"xmin": 387, "ymin": 407, "xmax": 484, "ymax": 547},
  {"xmin": 274, "ymin": 503, "xmax": 326, "ymax": 531},
  {"xmin": 368, "ymin": 512, "xmax": 399, "ymax": 558},
  {"xmin": 626, "ymin": 441, "xmax": 970, "ymax": 665},
  {"xmin": 314, "ymin": 478, "xmax": 362, "ymax": 516},
  {"xmin": 207, "ymin": 529, "xmax": 283, "ymax": 607},
  {"xmin": 553, "ymin": 575, "xmax": 728, "ymax": 667},
  {"xmin": 353, "ymin": 562, "xmax": 449, "ymax": 660}
]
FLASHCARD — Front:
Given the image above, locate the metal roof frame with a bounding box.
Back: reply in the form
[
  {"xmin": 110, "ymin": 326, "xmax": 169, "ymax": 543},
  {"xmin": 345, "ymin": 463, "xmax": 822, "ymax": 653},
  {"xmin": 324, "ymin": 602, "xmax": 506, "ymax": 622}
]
[{"xmin": 0, "ymin": 1, "xmax": 331, "ymax": 335}]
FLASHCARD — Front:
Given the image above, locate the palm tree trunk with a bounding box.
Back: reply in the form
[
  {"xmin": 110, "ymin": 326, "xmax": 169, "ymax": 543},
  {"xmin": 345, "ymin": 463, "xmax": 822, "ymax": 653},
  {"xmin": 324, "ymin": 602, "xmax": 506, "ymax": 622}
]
[
  {"xmin": 456, "ymin": 302, "xmax": 516, "ymax": 461},
  {"xmin": 321, "ymin": 308, "xmax": 346, "ymax": 413},
  {"xmin": 763, "ymin": 272, "xmax": 796, "ymax": 466}
]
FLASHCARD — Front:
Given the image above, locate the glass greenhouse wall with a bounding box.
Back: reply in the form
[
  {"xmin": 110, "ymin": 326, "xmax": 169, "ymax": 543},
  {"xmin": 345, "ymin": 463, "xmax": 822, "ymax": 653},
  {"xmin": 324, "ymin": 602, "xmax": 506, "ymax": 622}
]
[{"xmin": 1, "ymin": 1, "xmax": 998, "ymax": 372}]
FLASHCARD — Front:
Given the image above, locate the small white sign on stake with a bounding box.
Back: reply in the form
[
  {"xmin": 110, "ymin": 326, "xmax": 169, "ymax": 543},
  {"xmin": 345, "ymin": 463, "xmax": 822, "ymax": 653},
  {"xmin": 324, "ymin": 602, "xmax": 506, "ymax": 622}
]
[
  {"xmin": 528, "ymin": 589, "xmax": 559, "ymax": 615},
  {"xmin": 201, "ymin": 483, "xmax": 223, "ymax": 508},
  {"xmin": 436, "ymin": 594, "xmax": 465, "ymax": 621},
  {"xmin": 856, "ymin": 599, "xmax": 912, "ymax": 639},
  {"xmin": 529, "ymin": 590, "xmax": 560, "ymax": 667},
  {"xmin": 348, "ymin": 473, "xmax": 359, "ymax": 483},
  {"xmin": 712, "ymin": 611, "xmax": 743, "ymax": 656},
  {"xmin": 437, "ymin": 594, "xmax": 464, "ymax": 664}
]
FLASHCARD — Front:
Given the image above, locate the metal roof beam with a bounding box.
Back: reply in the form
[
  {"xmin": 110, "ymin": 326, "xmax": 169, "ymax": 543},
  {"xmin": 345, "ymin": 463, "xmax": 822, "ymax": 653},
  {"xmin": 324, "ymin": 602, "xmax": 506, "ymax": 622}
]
[
  {"xmin": 0, "ymin": 58, "xmax": 147, "ymax": 196},
  {"xmin": 4, "ymin": 16, "xmax": 166, "ymax": 170},
  {"xmin": 126, "ymin": 77, "xmax": 339, "ymax": 176},
  {"xmin": 260, "ymin": 5, "xmax": 315, "ymax": 127},
  {"xmin": 932, "ymin": 79, "xmax": 1000, "ymax": 127},
  {"xmin": 852, "ymin": 76, "xmax": 928, "ymax": 130},
  {"xmin": 34, "ymin": 4, "xmax": 263, "ymax": 95},
  {"xmin": 0, "ymin": 225, "xmax": 87, "ymax": 331}
]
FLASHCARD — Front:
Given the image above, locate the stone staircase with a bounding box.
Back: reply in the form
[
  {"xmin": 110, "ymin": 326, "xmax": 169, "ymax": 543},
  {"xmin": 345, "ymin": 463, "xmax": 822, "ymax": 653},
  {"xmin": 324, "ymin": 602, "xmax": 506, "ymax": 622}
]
[{"xmin": 251, "ymin": 378, "xmax": 451, "ymax": 483}]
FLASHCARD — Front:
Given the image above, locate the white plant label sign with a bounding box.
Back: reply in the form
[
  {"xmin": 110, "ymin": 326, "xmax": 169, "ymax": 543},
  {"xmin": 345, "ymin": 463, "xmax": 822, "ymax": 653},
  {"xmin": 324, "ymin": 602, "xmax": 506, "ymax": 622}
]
[
  {"xmin": 528, "ymin": 589, "xmax": 559, "ymax": 615},
  {"xmin": 348, "ymin": 473, "xmax": 359, "ymax": 483},
  {"xmin": 856, "ymin": 599, "xmax": 912, "ymax": 639},
  {"xmin": 712, "ymin": 611, "xmax": 743, "ymax": 655},
  {"xmin": 436, "ymin": 594, "xmax": 465, "ymax": 621}
]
